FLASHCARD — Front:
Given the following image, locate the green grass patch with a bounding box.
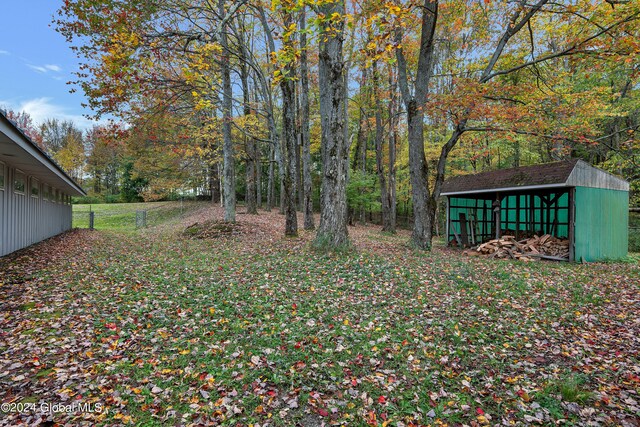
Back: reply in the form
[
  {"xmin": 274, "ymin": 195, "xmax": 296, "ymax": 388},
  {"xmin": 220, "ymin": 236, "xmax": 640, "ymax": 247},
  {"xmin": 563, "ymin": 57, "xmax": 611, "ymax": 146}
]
[
  {"xmin": 35, "ymin": 368, "xmax": 54, "ymax": 378},
  {"xmin": 535, "ymin": 374, "xmax": 593, "ymax": 419},
  {"xmin": 18, "ymin": 302, "xmax": 36, "ymax": 311},
  {"xmin": 72, "ymin": 201, "xmax": 209, "ymax": 230}
]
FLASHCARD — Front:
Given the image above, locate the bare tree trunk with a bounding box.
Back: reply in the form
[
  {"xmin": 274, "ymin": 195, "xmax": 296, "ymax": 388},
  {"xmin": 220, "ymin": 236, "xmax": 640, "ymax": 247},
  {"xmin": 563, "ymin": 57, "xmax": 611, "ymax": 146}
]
[
  {"xmin": 210, "ymin": 163, "xmax": 221, "ymax": 203},
  {"xmin": 355, "ymin": 109, "xmax": 366, "ymax": 225},
  {"xmin": 296, "ymin": 135, "xmax": 303, "ymax": 211},
  {"xmin": 295, "ymin": 86, "xmax": 303, "ymax": 211},
  {"xmin": 395, "ymin": 0, "xmax": 438, "ymax": 249},
  {"xmin": 267, "ymin": 143, "xmax": 274, "ymax": 211},
  {"xmin": 353, "ymin": 67, "xmax": 368, "ymax": 173},
  {"xmin": 256, "ymin": 145, "xmax": 262, "ymax": 208},
  {"xmin": 282, "ymin": 82, "xmax": 298, "ymax": 235},
  {"xmin": 279, "ymin": 146, "xmax": 285, "ymax": 214},
  {"xmin": 407, "ymin": 100, "xmax": 435, "ymax": 248},
  {"xmin": 219, "ymin": 0, "xmax": 235, "ymax": 222},
  {"xmin": 434, "ymin": 199, "xmax": 440, "ymax": 237},
  {"xmin": 280, "ymin": 12, "xmax": 298, "ymax": 236},
  {"xmin": 388, "ymin": 63, "xmax": 397, "ymax": 232},
  {"xmin": 314, "ymin": 0, "xmax": 349, "ymax": 249},
  {"xmin": 209, "ymin": 166, "xmax": 214, "ymax": 202},
  {"xmin": 245, "ymin": 138, "xmax": 258, "ymax": 213},
  {"xmin": 484, "ymin": 136, "xmax": 491, "ymax": 170},
  {"xmin": 239, "ymin": 44, "xmax": 257, "ymax": 214},
  {"xmin": 256, "ymin": 6, "xmax": 284, "ymax": 215},
  {"xmin": 266, "ymin": 112, "xmax": 280, "ymax": 214},
  {"xmin": 373, "ymin": 60, "xmax": 393, "ymax": 232},
  {"xmin": 389, "ymin": 130, "xmax": 397, "ymax": 232},
  {"xmin": 218, "ymin": 162, "xmax": 224, "ymax": 208},
  {"xmin": 354, "ymin": 66, "xmax": 369, "ymax": 225},
  {"xmin": 300, "ymin": 5, "xmax": 314, "ymax": 230}
]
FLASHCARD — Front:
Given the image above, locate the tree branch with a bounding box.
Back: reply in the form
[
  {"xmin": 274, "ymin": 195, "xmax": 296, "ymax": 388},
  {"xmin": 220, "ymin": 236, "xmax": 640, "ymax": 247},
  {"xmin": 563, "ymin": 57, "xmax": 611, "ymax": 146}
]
[
  {"xmin": 484, "ymin": 11, "xmax": 640, "ymax": 81},
  {"xmin": 480, "ymin": 0, "xmax": 550, "ymax": 83},
  {"xmin": 394, "ymin": 27, "xmax": 412, "ymax": 105}
]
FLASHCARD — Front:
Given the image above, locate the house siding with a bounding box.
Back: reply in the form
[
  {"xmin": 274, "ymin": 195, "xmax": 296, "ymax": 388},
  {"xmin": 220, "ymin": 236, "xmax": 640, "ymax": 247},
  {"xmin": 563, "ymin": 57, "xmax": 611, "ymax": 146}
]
[
  {"xmin": 574, "ymin": 187, "xmax": 629, "ymax": 262},
  {"xmin": 0, "ymin": 161, "xmax": 72, "ymax": 257}
]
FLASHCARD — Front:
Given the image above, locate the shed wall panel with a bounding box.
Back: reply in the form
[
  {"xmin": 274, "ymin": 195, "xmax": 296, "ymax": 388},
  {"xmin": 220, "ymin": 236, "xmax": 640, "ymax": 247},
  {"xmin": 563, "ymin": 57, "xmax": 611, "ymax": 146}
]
[
  {"xmin": 574, "ymin": 187, "xmax": 628, "ymax": 262},
  {"xmin": 0, "ymin": 162, "xmax": 73, "ymax": 257}
]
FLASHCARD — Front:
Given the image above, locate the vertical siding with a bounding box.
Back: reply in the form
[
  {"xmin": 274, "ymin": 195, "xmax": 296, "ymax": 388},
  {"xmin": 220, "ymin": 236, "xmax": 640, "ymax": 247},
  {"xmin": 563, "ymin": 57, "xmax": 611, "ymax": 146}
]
[
  {"xmin": 0, "ymin": 162, "xmax": 74, "ymax": 257},
  {"xmin": 0, "ymin": 163, "xmax": 5, "ymax": 256},
  {"xmin": 574, "ymin": 186, "xmax": 629, "ymax": 262}
]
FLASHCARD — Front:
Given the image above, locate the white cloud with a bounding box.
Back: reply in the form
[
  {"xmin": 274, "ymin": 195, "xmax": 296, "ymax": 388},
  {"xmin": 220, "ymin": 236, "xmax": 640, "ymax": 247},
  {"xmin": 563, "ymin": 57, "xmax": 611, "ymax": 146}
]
[
  {"xmin": 28, "ymin": 64, "xmax": 48, "ymax": 73},
  {"xmin": 27, "ymin": 63, "xmax": 63, "ymax": 74},
  {"xmin": 0, "ymin": 97, "xmax": 105, "ymax": 131},
  {"xmin": 0, "ymin": 50, "xmax": 9, "ymax": 55}
]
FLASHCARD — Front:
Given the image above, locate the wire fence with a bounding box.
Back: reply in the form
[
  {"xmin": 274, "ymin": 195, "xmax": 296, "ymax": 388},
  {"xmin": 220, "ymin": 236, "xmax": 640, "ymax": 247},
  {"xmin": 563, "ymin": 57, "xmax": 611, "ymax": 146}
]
[
  {"xmin": 72, "ymin": 201, "xmax": 202, "ymax": 231},
  {"xmin": 630, "ymin": 212, "xmax": 640, "ymax": 252},
  {"xmin": 630, "ymin": 228, "xmax": 640, "ymax": 253}
]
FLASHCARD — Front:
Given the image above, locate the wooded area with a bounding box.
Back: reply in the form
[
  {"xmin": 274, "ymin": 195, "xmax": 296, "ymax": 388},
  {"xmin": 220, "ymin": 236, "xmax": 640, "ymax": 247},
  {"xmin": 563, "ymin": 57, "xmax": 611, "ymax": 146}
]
[{"xmin": 7, "ymin": 0, "xmax": 639, "ymax": 250}]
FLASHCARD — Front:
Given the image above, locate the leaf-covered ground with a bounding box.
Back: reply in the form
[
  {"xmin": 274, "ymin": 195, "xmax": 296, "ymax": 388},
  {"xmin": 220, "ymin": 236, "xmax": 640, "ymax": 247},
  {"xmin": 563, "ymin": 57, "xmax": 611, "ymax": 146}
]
[{"xmin": 1, "ymin": 203, "xmax": 639, "ymax": 426}]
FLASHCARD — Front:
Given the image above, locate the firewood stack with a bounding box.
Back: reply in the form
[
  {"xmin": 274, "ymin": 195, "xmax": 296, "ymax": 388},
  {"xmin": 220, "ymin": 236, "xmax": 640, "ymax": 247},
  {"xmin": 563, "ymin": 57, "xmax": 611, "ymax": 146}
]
[{"xmin": 463, "ymin": 234, "xmax": 570, "ymax": 261}]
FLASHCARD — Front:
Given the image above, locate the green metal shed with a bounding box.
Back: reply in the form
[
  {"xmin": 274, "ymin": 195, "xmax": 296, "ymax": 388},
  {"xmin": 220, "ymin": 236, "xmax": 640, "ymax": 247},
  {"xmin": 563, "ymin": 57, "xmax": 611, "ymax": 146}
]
[{"xmin": 441, "ymin": 159, "xmax": 629, "ymax": 262}]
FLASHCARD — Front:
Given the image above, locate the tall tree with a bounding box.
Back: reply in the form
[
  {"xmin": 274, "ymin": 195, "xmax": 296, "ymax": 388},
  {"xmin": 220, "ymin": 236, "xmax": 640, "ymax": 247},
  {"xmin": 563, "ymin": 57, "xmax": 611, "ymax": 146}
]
[
  {"xmin": 85, "ymin": 125, "xmax": 123, "ymax": 195},
  {"xmin": 372, "ymin": 59, "xmax": 394, "ymax": 232},
  {"xmin": 40, "ymin": 118, "xmax": 86, "ymax": 180},
  {"xmin": 314, "ymin": 0, "xmax": 350, "ymax": 248},
  {"xmin": 387, "ymin": 62, "xmax": 398, "ymax": 232},
  {"xmin": 394, "ymin": 0, "xmax": 438, "ymax": 249},
  {"xmin": 299, "ymin": 5, "xmax": 315, "ymax": 230},
  {"xmin": 219, "ymin": 0, "xmax": 236, "ymax": 222},
  {"xmin": 3, "ymin": 109, "xmax": 44, "ymax": 148},
  {"xmin": 255, "ymin": 5, "xmax": 286, "ymax": 215},
  {"xmin": 236, "ymin": 17, "xmax": 258, "ymax": 215},
  {"xmin": 273, "ymin": 2, "xmax": 300, "ymax": 236}
]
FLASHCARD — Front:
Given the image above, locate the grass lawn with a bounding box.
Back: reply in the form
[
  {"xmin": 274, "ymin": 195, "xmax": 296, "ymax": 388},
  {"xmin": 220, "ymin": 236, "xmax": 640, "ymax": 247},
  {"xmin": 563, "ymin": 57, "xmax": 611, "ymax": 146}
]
[{"xmin": 1, "ymin": 203, "xmax": 638, "ymax": 426}]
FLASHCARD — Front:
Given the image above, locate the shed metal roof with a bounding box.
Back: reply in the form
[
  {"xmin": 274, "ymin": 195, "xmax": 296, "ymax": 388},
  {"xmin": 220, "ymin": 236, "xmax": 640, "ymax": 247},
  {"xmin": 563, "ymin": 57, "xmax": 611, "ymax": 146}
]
[
  {"xmin": 441, "ymin": 159, "xmax": 628, "ymax": 196},
  {"xmin": 0, "ymin": 110, "xmax": 85, "ymax": 196}
]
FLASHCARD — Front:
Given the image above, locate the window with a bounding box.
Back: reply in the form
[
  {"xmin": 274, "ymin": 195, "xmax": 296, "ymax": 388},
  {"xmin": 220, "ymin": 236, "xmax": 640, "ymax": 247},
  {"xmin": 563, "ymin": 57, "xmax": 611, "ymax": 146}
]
[
  {"xmin": 0, "ymin": 162, "xmax": 4, "ymax": 190},
  {"xmin": 43, "ymin": 185, "xmax": 49, "ymax": 201},
  {"xmin": 31, "ymin": 178, "xmax": 40, "ymax": 198},
  {"xmin": 14, "ymin": 171, "xmax": 25, "ymax": 194}
]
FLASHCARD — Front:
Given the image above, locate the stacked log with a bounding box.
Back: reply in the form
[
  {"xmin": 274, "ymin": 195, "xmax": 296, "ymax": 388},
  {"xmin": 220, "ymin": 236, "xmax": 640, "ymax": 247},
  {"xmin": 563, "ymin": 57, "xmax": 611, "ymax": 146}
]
[{"xmin": 463, "ymin": 234, "xmax": 570, "ymax": 261}]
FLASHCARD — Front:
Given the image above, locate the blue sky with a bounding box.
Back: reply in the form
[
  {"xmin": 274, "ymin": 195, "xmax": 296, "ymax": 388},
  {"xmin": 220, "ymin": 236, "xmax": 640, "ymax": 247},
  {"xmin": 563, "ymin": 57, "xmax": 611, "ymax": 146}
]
[{"xmin": 0, "ymin": 1, "xmax": 99, "ymax": 130}]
